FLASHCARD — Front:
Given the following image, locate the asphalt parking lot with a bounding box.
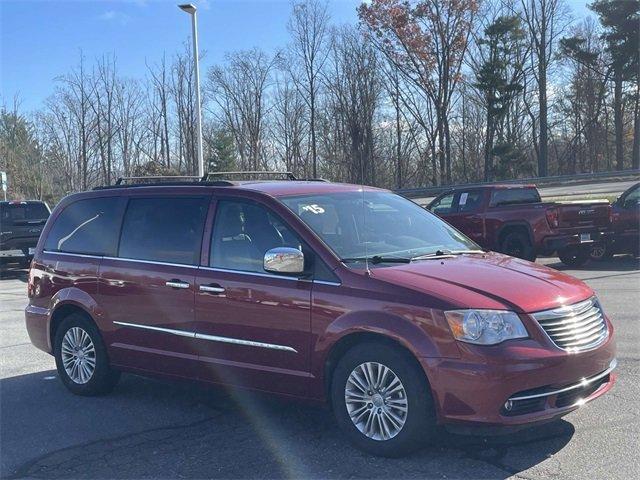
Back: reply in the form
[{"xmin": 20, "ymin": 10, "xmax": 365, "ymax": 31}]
[{"xmin": 1, "ymin": 257, "xmax": 639, "ymax": 480}]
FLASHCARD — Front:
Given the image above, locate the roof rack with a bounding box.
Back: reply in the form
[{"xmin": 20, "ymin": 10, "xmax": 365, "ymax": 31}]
[
  {"xmin": 115, "ymin": 175, "xmax": 201, "ymax": 185},
  {"xmin": 93, "ymin": 175, "xmax": 233, "ymax": 190},
  {"xmin": 93, "ymin": 171, "xmax": 329, "ymax": 190},
  {"xmin": 204, "ymin": 171, "xmax": 297, "ymax": 181}
]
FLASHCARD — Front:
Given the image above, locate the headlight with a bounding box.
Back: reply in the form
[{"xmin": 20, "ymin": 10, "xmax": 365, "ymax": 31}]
[{"xmin": 444, "ymin": 310, "xmax": 528, "ymax": 345}]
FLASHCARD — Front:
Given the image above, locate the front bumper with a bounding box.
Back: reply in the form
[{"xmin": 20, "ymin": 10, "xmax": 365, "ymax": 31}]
[{"xmin": 421, "ymin": 326, "xmax": 616, "ymax": 429}]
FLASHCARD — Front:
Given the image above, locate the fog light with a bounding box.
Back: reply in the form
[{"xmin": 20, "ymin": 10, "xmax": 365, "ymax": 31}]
[{"xmin": 504, "ymin": 400, "xmax": 513, "ymax": 411}]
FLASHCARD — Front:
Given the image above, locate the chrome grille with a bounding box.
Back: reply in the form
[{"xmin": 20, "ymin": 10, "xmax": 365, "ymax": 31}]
[{"xmin": 532, "ymin": 297, "xmax": 608, "ymax": 352}]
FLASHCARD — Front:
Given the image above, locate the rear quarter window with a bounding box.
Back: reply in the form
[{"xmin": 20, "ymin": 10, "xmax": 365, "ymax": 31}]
[
  {"xmin": 44, "ymin": 197, "xmax": 122, "ymax": 255},
  {"xmin": 490, "ymin": 188, "xmax": 541, "ymax": 207}
]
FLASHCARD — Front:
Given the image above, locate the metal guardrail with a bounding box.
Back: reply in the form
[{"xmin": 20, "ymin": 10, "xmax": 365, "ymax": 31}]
[{"xmin": 395, "ymin": 169, "xmax": 640, "ymax": 199}]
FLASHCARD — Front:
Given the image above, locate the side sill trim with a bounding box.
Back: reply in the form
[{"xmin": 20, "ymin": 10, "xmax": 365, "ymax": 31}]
[
  {"xmin": 113, "ymin": 321, "xmax": 298, "ymax": 353},
  {"xmin": 509, "ymin": 358, "xmax": 617, "ymax": 401}
]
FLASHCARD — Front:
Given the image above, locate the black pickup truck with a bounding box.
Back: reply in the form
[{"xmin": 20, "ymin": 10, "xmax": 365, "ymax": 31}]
[{"xmin": 0, "ymin": 201, "xmax": 50, "ymax": 268}]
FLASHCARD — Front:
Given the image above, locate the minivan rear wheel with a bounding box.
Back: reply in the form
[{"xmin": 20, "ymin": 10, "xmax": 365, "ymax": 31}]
[
  {"xmin": 330, "ymin": 342, "xmax": 435, "ymax": 457},
  {"xmin": 54, "ymin": 313, "xmax": 120, "ymax": 396}
]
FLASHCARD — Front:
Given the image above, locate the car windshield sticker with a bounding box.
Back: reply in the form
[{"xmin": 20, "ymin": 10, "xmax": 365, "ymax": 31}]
[
  {"xmin": 302, "ymin": 204, "xmax": 325, "ymax": 214},
  {"xmin": 459, "ymin": 192, "xmax": 468, "ymax": 206}
]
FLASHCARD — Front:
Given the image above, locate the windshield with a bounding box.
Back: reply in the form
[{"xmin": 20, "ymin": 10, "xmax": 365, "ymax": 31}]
[{"xmin": 280, "ymin": 191, "xmax": 479, "ymax": 265}]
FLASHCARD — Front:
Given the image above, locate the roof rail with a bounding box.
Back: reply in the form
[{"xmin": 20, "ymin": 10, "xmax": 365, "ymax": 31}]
[
  {"xmin": 94, "ymin": 175, "xmax": 234, "ymax": 190},
  {"xmin": 93, "ymin": 171, "xmax": 329, "ymax": 190},
  {"xmin": 115, "ymin": 175, "xmax": 201, "ymax": 185},
  {"xmin": 204, "ymin": 171, "xmax": 297, "ymax": 181}
]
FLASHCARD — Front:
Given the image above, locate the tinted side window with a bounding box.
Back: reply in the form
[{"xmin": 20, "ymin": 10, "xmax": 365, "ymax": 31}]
[
  {"xmin": 623, "ymin": 186, "xmax": 639, "ymax": 207},
  {"xmin": 458, "ymin": 190, "xmax": 484, "ymax": 213},
  {"xmin": 430, "ymin": 193, "xmax": 456, "ymax": 214},
  {"xmin": 44, "ymin": 197, "xmax": 121, "ymax": 255},
  {"xmin": 490, "ymin": 188, "xmax": 541, "ymax": 207},
  {"xmin": 211, "ymin": 200, "xmax": 302, "ymax": 273},
  {"xmin": 119, "ymin": 197, "xmax": 208, "ymax": 265}
]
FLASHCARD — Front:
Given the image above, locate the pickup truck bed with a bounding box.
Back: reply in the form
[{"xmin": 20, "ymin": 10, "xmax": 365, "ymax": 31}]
[{"xmin": 427, "ymin": 185, "xmax": 611, "ymax": 266}]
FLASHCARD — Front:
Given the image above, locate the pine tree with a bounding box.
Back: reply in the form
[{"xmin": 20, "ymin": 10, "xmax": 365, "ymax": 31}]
[
  {"xmin": 590, "ymin": 0, "xmax": 640, "ymax": 169},
  {"xmin": 473, "ymin": 16, "xmax": 526, "ymax": 180}
]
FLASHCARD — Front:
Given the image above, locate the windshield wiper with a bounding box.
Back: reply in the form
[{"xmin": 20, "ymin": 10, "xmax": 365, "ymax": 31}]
[
  {"xmin": 341, "ymin": 255, "xmax": 412, "ymax": 265},
  {"xmin": 411, "ymin": 249, "xmax": 485, "ymax": 261}
]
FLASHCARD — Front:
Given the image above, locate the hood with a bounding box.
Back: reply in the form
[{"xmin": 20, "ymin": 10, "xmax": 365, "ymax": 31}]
[{"xmin": 369, "ymin": 252, "xmax": 593, "ymax": 313}]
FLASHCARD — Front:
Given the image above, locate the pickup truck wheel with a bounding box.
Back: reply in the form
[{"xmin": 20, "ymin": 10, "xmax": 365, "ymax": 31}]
[
  {"xmin": 331, "ymin": 342, "xmax": 436, "ymax": 457},
  {"xmin": 500, "ymin": 231, "xmax": 536, "ymax": 261},
  {"xmin": 558, "ymin": 247, "xmax": 590, "ymax": 267},
  {"xmin": 589, "ymin": 244, "xmax": 613, "ymax": 261}
]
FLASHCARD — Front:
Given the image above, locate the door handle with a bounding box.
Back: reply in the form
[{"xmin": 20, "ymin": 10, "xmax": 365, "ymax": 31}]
[
  {"xmin": 166, "ymin": 280, "xmax": 190, "ymax": 289},
  {"xmin": 199, "ymin": 283, "xmax": 225, "ymax": 294}
]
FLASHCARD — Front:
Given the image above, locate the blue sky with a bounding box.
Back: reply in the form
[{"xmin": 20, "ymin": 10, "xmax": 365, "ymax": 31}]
[{"xmin": 1, "ymin": 0, "xmax": 591, "ymax": 112}]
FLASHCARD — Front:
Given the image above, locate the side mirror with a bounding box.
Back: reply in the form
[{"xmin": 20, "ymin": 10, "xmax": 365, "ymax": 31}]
[{"xmin": 264, "ymin": 247, "xmax": 305, "ymax": 275}]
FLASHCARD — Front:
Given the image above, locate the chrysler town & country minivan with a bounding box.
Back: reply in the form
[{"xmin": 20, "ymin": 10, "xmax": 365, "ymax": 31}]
[{"xmin": 25, "ymin": 177, "xmax": 616, "ymax": 456}]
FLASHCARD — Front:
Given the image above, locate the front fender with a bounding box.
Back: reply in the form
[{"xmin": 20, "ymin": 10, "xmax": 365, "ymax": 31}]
[{"xmin": 314, "ymin": 308, "xmax": 460, "ymax": 373}]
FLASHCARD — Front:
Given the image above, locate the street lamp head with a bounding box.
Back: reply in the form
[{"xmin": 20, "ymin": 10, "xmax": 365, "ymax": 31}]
[{"xmin": 178, "ymin": 3, "xmax": 197, "ymax": 14}]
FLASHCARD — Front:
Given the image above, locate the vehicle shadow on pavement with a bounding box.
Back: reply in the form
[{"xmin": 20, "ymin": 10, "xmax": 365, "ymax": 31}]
[
  {"xmin": 2, "ymin": 370, "xmax": 575, "ymax": 479},
  {"xmin": 545, "ymin": 255, "xmax": 640, "ymax": 273}
]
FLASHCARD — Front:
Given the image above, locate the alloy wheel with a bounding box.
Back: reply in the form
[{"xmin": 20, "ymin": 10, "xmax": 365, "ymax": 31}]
[
  {"xmin": 344, "ymin": 362, "xmax": 408, "ymax": 441},
  {"xmin": 61, "ymin": 327, "xmax": 96, "ymax": 384}
]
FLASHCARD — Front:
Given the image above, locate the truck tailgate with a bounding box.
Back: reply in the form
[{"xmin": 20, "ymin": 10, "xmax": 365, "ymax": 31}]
[{"xmin": 556, "ymin": 201, "xmax": 610, "ymax": 229}]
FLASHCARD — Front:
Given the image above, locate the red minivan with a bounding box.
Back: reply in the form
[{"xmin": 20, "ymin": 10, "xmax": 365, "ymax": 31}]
[{"xmin": 25, "ymin": 178, "xmax": 616, "ymax": 457}]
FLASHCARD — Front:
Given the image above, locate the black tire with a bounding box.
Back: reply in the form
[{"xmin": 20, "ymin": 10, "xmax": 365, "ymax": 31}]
[
  {"xmin": 53, "ymin": 312, "xmax": 120, "ymax": 396},
  {"xmin": 500, "ymin": 231, "xmax": 537, "ymax": 261},
  {"xmin": 330, "ymin": 342, "xmax": 436, "ymax": 457},
  {"xmin": 558, "ymin": 247, "xmax": 590, "ymax": 267},
  {"xmin": 589, "ymin": 244, "xmax": 613, "ymax": 261}
]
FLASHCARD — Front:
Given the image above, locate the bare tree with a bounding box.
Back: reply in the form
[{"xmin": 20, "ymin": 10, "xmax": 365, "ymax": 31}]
[
  {"xmin": 322, "ymin": 26, "xmax": 381, "ymax": 184},
  {"xmin": 272, "ymin": 72, "xmax": 308, "ymax": 175},
  {"xmin": 287, "ymin": 0, "xmax": 330, "ymax": 178},
  {"xmin": 359, "ymin": 0, "xmax": 479, "ymax": 185},
  {"xmin": 55, "ymin": 53, "xmax": 95, "ymax": 189},
  {"xmin": 207, "ymin": 49, "xmax": 275, "ymax": 170},
  {"xmin": 518, "ymin": 0, "xmax": 571, "ymax": 176},
  {"xmin": 147, "ymin": 54, "xmax": 172, "ymax": 168}
]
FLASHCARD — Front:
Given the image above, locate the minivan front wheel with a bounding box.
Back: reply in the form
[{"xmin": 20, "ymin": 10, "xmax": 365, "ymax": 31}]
[
  {"xmin": 54, "ymin": 313, "xmax": 120, "ymax": 396},
  {"xmin": 331, "ymin": 342, "xmax": 435, "ymax": 457}
]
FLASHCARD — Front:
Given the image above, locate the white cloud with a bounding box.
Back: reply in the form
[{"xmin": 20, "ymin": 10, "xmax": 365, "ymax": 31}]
[{"xmin": 99, "ymin": 10, "xmax": 131, "ymax": 26}]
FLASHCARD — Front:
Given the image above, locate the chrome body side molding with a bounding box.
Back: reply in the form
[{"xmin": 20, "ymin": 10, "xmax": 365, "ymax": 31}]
[{"xmin": 113, "ymin": 321, "xmax": 298, "ymax": 353}]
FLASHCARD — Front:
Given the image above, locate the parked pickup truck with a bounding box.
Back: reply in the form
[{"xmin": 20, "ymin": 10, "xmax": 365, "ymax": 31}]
[
  {"xmin": 427, "ymin": 184, "xmax": 611, "ymax": 266},
  {"xmin": 1, "ymin": 200, "xmax": 51, "ymax": 268},
  {"xmin": 591, "ymin": 182, "xmax": 639, "ymax": 260}
]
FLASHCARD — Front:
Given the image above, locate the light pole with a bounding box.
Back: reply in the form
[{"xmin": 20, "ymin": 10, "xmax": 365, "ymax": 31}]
[{"xmin": 178, "ymin": 3, "xmax": 204, "ymax": 178}]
